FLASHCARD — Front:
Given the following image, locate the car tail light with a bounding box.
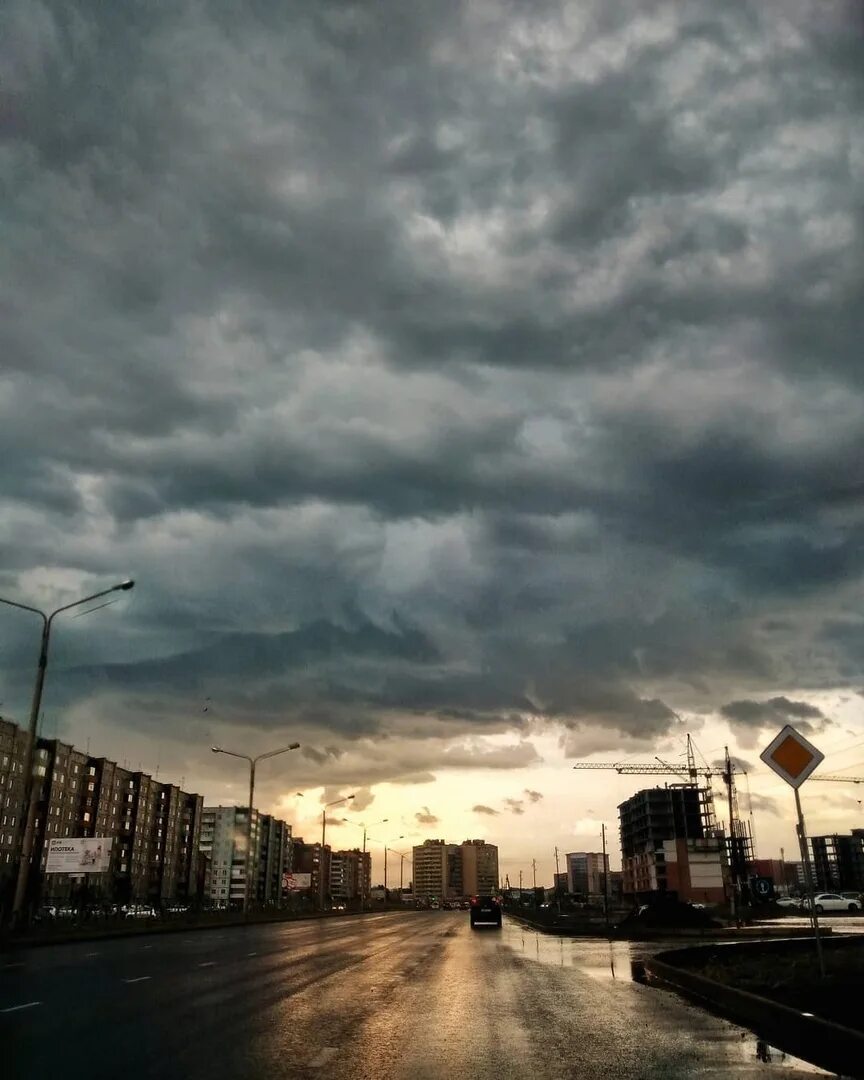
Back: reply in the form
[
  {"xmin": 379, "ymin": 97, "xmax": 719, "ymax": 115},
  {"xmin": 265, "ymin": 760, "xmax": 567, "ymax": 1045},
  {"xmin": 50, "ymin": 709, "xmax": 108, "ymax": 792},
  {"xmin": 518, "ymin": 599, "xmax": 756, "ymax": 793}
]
[{"xmin": 470, "ymin": 896, "xmax": 479, "ymax": 906}]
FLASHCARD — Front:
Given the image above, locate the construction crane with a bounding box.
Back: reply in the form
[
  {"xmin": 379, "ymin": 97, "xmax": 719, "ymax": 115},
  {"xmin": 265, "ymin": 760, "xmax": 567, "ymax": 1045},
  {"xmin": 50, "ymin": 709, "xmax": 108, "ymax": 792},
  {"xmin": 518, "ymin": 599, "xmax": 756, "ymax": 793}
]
[
  {"xmin": 812, "ymin": 775, "xmax": 864, "ymax": 784},
  {"xmin": 573, "ymin": 735, "xmax": 750, "ymax": 910}
]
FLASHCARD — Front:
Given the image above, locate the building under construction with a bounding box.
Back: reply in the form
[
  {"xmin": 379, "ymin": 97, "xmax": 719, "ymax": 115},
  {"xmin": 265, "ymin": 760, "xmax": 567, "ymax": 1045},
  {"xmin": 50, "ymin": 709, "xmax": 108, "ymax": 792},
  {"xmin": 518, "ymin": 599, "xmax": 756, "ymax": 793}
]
[
  {"xmin": 575, "ymin": 737, "xmax": 754, "ymax": 906},
  {"xmin": 619, "ymin": 785, "xmax": 729, "ymax": 904}
]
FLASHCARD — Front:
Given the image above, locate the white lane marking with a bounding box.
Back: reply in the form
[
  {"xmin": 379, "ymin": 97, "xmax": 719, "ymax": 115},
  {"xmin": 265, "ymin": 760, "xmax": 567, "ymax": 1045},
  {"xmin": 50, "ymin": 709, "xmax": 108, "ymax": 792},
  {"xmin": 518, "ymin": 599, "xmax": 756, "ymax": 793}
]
[
  {"xmin": 1, "ymin": 1001, "xmax": 41, "ymax": 1014},
  {"xmin": 85, "ymin": 952, "xmax": 101, "ymax": 958},
  {"xmin": 247, "ymin": 951, "xmax": 258, "ymax": 957},
  {"xmin": 123, "ymin": 976, "xmax": 152, "ymax": 984},
  {"xmin": 197, "ymin": 961, "xmax": 216, "ymax": 968},
  {"xmin": 309, "ymin": 1048, "xmax": 338, "ymax": 1069},
  {"xmin": 1, "ymin": 962, "xmax": 24, "ymax": 969},
  {"xmin": 140, "ymin": 945, "xmax": 153, "ymax": 950}
]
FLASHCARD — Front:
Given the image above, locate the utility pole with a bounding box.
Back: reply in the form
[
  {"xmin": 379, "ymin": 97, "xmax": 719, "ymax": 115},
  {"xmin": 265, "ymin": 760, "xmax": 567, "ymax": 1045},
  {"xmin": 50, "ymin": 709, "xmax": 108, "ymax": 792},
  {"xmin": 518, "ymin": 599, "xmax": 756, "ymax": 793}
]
[
  {"xmin": 724, "ymin": 746, "xmax": 741, "ymax": 926},
  {"xmin": 554, "ymin": 847, "xmax": 561, "ymax": 914},
  {"xmin": 532, "ymin": 859, "xmax": 537, "ymax": 889},
  {"xmin": 601, "ymin": 823, "xmax": 610, "ymax": 934},
  {"xmin": 795, "ymin": 789, "xmax": 825, "ymax": 977},
  {"xmin": 519, "ymin": 869, "xmax": 523, "ymax": 896}
]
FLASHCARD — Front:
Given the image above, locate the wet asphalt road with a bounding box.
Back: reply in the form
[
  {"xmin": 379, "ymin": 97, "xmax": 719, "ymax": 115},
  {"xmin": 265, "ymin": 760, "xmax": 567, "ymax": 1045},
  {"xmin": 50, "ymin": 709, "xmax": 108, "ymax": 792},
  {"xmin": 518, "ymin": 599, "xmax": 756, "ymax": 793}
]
[{"xmin": 1, "ymin": 911, "xmax": 833, "ymax": 1079}]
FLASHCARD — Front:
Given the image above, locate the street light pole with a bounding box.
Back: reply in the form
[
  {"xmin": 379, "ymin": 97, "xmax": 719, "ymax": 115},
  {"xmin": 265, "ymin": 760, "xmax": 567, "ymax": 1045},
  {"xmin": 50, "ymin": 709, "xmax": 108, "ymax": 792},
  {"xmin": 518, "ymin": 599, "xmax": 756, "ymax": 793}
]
[
  {"xmin": 211, "ymin": 742, "xmax": 300, "ymax": 914},
  {"xmin": 371, "ymin": 834, "xmax": 403, "ymax": 902},
  {"xmin": 319, "ymin": 795, "xmax": 355, "ymax": 909},
  {"xmin": 344, "ymin": 818, "xmax": 387, "ymax": 911},
  {"xmin": 0, "ymin": 580, "xmax": 135, "ymax": 924}
]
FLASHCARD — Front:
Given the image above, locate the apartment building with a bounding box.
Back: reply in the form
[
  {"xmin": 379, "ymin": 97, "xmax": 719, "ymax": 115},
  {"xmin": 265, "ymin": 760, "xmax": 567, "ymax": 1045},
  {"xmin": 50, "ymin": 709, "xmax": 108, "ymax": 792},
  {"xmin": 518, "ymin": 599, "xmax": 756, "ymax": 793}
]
[
  {"xmin": 461, "ymin": 839, "xmax": 499, "ymax": 895},
  {"xmin": 200, "ymin": 805, "xmax": 261, "ymax": 907},
  {"xmin": 412, "ymin": 838, "xmax": 499, "ymax": 899},
  {"xmin": 0, "ymin": 717, "xmax": 31, "ymax": 910},
  {"xmin": 0, "ymin": 718, "xmax": 204, "ymax": 912},
  {"xmin": 291, "ymin": 838, "xmax": 331, "ymax": 900},
  {"xmin": 329, "ymin": 848, "xmax": 371, "ymax": 902},
  {"xmin": 565, "ymin": 852, "xmax": 608, "ymax": 897},
  {"xmin": 257, "ymin": 815, "xmax": 293, "ymax": 905}
]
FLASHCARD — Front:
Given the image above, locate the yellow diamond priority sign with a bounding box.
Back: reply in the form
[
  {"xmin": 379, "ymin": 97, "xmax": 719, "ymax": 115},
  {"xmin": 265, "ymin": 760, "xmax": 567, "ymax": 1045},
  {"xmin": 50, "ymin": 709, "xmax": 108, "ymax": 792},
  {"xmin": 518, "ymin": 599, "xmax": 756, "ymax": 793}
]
[{"xmin": 760, "ymin": 724, "xmax": 824, "ymax": 789}]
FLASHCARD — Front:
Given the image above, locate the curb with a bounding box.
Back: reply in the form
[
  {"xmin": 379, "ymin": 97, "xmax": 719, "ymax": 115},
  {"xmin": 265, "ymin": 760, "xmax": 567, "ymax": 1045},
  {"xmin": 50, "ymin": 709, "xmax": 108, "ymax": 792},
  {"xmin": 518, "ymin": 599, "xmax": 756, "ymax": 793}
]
[{"xmin": 642, "ymin": 943, "xmax": 864, "ymax": 1079}]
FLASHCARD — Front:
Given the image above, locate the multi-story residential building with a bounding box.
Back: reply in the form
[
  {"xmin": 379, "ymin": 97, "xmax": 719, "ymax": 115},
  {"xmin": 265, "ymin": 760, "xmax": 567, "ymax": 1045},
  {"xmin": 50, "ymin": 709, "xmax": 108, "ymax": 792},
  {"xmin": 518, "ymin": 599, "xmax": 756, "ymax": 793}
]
[
  {"xmin": 257, "ymin": 814, "xmax": 292, "ymax": 905},
  {"xmin": 292, "ymin": 838, "xmax": 331, "ymax": 900},
  {"xmin": 0, "ymin": 717, "xmax": 30, "ymax": 910},
  {"xmin": 0, "ymin": 718, "xmax": 204, "ymax": 914},
  {"xmin": 413, "ymin": 839, "xmax": 455, "ymax": 899},
  {"xmin": 809, "ymin": 830, "xmax": 864, "ymax": 893},
  {"xmin": 461, "ymin": 839, "xmax": 499, "ymax": 895},
  {"xmin": 329, "ymin": 848, "xmax": 371, "ymax": 903},
  {"xmin": 619, "ymin": 786, "xmax": 728, "ymax": 904},
  {"xmin": 412, "ymin": 838, "xmax": 500, "ymax": 899},
  {"xmin": 199, "ymin": 805, "xmax": 261, "ymax": 908},
  {"xmin": 565, "ymin": 852, "xmax": 609, "ymax": 897}
]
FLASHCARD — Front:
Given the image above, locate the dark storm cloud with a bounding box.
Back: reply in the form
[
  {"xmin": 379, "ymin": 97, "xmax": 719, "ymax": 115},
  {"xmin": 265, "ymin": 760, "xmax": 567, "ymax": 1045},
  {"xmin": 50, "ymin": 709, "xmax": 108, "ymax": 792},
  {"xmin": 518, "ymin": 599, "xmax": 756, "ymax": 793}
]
[
  {"xmin": 2, "ymin": 0, "xmax": 863, "ymax": 790},
  {"xmin": 504, "ymin": 798, "xmax": 525, "ymax": 815},
  {"xmin": 415, "ymin": 807, "xmax": 439, "ymax": 827},
  {"xmin": 748, "ymin": 793, "xmax": 782, "ymax": 817},
  {"xmin": 524, "ymin": 790, "xmax": 543, "ymax": 803},
  {"xmin": 472, "ymin": 805, "xmax": 499, "ymax": 817},
  {"xmin": 720, "ymin": 696, "xmax": 830, "ymax": 747}
]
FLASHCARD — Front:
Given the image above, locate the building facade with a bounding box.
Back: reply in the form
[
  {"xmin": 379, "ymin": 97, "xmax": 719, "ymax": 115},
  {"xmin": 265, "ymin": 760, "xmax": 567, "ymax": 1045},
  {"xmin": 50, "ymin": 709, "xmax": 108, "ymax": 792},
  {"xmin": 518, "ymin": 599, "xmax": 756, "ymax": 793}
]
[
  {"xmin": 412, "ymin": 838, "xmax": 499, "ymax": 899},
  {"xmin": 461, "ymin": 839, "xmax": 499, "ymax": 895},
  {"xmin": 291, "ymin": 838, "xmax": 331, "ymax": 901},
  {"xmin": 0, "ymin": 718, "xmax": 204, "ymax": 916},
  {"xmin": 809, "ymin": 831, "xmax": 864, "ymax": 893},
  {"xmin": 565, "ymin": 852, "xmax": 609, "ymax": 897},
  {"xmin": 619, "ymin": 785, "xmax": 728, "ymax": 904},
  {"xmin": 329, "ymin": 848, "xmax": 371, "ymax": 902},
  {"xmin": 413, "ymin": 839, "xmax": 456, "ymax": 899},
  {"xmin": 200, "ymin": 805, "xmax": 262, "ymax": 907}
]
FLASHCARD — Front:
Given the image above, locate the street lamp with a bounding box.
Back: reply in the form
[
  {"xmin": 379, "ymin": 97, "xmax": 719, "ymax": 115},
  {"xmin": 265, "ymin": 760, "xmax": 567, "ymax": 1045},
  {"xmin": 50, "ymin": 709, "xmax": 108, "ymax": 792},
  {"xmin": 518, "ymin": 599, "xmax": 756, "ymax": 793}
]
[
  {"xmin": 369, "ymin": 834, "xmax": 404, "ymax": 898},
  {"xmin": 0, "ymin": 579, "xmax": 135, "ymax": 923},
  {"xmin": 320, "ymin": 795, "xmax": 355, "ymax": 908},
  {"xmin": 210, "ymin": 742, "xmax": 301, "ymax": 914},
  {"xmin": 392, "ymin": 849, "xmax": 412, "ymax": 898},
  {"xmin": 343, "ymin": 817, "xmax": 388, "ymax": 910}
]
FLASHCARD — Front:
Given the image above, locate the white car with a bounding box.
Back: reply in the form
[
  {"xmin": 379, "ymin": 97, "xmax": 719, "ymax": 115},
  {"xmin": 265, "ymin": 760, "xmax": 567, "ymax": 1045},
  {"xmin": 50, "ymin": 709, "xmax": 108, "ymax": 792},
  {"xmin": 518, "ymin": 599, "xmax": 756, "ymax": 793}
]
[
  {"xmin": 775, "ymin": 896, "xmax": 800, "ymax": 909},
  {"xmin": 811, "ymin": 893, "xmax": 861, "ymax": 913}
]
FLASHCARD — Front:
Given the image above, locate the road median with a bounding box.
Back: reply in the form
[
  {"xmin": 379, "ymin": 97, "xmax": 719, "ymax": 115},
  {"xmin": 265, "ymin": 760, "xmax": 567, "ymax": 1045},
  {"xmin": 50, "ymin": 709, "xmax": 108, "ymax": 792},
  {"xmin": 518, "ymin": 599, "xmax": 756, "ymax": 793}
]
[{"xmin": 641, "ymin": 936, "xmax": 864, "ymax": 1078}]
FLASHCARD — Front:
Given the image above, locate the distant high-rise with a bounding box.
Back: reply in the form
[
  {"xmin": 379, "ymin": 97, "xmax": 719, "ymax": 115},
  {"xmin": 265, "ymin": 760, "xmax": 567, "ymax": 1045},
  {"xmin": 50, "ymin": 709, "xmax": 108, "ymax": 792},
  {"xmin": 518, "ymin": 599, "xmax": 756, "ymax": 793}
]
[
  {"xmin": 412, "ymin": 838, "xmax": 499, "ymax": 898},
  {"xmin": 565, "ymin": 852, "xmax": 608, "ymax": 897},
  {"xmin": 461, "ymin": 839, "xmax": 499, "ymax": 895},
  {"xmin": 330, "ymin": 848, "xmax": 371, "ymax": 902}
]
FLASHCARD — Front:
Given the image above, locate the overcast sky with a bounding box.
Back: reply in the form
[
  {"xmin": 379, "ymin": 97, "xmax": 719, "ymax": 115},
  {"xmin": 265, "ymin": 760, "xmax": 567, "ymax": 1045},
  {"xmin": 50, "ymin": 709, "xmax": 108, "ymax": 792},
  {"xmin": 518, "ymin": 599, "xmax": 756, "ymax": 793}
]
[{"xmin": 2, "ymin": 1, "xmax": 864, "ymax": 883}]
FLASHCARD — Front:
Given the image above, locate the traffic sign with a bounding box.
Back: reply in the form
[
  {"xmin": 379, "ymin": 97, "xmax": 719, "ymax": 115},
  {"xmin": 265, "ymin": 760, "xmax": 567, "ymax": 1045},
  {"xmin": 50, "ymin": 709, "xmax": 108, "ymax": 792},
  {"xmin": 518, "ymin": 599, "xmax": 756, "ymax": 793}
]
[{"xmin": 760, "ymin": 724, "xmax": 824, "ymax": 789}]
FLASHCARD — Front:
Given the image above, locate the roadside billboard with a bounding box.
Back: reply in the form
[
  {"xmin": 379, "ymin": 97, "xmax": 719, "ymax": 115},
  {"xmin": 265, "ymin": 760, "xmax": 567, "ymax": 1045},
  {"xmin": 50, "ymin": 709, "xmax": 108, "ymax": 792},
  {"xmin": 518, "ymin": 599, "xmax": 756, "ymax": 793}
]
[
  {"xmin": 45, "ymin": 837, "xmax": 112, "ymax": 874},
  {"xmin": 282, "ymin": 872, "xmax": 312, "ymax": 891}
]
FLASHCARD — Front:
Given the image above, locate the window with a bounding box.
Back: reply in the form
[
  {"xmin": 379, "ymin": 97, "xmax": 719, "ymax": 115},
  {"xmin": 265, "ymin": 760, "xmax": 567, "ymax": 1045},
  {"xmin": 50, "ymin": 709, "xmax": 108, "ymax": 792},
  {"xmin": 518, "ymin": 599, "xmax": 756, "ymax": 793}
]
[{"xmin": 83, "ymin": 812, "xmax": 90, "ymax": 823}]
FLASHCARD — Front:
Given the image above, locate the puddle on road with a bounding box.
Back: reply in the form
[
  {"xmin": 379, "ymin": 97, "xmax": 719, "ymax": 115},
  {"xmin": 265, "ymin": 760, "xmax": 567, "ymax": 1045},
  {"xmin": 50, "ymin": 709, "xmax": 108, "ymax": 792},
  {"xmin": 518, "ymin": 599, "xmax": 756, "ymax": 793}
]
[{"xmin": 505, "ymin": 924, "xmax": 838, "ymax": 1076}]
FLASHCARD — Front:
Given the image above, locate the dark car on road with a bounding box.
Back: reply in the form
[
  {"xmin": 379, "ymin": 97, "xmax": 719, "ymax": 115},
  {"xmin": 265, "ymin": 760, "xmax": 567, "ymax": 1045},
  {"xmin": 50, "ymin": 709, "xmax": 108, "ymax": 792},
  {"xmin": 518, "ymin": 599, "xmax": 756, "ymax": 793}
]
[{"xmin": 469, "ymin": 895, "xmax": 502, "ymax": 928}]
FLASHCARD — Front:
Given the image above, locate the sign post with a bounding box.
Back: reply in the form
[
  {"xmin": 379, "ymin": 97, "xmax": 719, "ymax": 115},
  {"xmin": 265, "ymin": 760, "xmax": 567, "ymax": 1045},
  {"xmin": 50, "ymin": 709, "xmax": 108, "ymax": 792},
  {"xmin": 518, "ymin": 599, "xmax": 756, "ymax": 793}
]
[{"xmin": 760, "ymin": 724, "xmax": 825, "ymax": 977}]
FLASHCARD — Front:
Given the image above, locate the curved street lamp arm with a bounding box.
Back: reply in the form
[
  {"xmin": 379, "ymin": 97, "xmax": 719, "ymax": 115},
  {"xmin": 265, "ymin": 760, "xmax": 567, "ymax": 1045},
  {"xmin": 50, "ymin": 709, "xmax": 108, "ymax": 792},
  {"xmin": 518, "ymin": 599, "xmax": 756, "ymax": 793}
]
[
  {"xmin": 48, "ymin": 584, "xmax": 133, "ymax": 626},
  {"xmin": 255, "ymin": 743, "xmax": 301, "ymax": 763},
  {"xmin": 212, "ymin": 746, "xmax": 254, "ymax": 765},
  {"xmin": 0, "ymin": 597, "xmax": 47, "ymax": 624}
]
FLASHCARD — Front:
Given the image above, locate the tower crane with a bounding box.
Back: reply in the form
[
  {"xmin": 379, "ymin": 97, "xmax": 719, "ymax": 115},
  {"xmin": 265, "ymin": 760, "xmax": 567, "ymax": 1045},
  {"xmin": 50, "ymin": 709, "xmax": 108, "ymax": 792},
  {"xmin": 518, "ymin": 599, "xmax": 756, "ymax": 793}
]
[
  {"xmin": 811, "ymin": 776, "xmax": 864, "ymax": 784},
  {"xmin": 572, "ymin": 734, "xmax": 750, "ymax": 906}
]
